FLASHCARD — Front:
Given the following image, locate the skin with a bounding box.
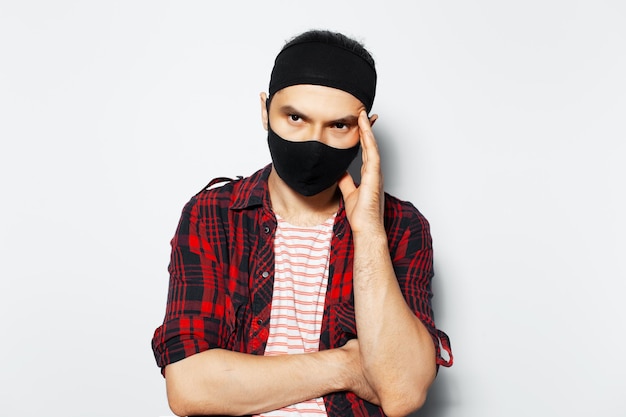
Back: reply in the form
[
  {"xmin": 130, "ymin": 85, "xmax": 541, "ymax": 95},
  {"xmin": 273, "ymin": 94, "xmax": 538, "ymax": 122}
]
[
  {"xmin": 261, "ymin": 84, "xmax": 377, "ymax": 226},
  {"xmin": 164, "ymin": 84, "xmax": 436, "ymax": 417}
]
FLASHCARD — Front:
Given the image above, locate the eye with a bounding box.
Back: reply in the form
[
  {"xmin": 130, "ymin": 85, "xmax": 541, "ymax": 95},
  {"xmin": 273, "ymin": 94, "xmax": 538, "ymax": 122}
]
[
  {"xmin": 333, "ymin": 122, "xmax": 347, "ymax": 129},
  {"xmin": 289, "ymin": 114, "xmax": 301, "ymax": 122}
]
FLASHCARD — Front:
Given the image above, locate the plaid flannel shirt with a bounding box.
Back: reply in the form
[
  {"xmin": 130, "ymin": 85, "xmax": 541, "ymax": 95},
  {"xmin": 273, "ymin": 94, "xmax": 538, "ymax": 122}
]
[{"xmin": 152, "ymin": 164, "xmax": 452, "ymax": 416}]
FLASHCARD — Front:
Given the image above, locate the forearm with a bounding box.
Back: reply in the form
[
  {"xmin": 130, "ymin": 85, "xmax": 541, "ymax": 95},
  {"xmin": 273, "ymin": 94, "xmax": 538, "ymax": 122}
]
[
  {"xmin": 352, "ymin": 229, "xmax": 436, "ymax": 416},
  {"xmin": 164, "ymin": 347, "xmax": 348, "ymax": 416}
]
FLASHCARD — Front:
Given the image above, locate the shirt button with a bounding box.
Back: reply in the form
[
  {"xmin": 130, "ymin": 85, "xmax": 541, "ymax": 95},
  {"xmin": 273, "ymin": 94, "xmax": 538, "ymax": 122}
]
[
  {"xmin": 263, "ymin": 226, "xmax": 270, "ymax": 233},
  {"xmin": 257, "ymin": 318, "xmax": 263, "ymax": 325},
  {"xmin": 262, "ymin": 271, "xmax": 269, "ymax": 278}
]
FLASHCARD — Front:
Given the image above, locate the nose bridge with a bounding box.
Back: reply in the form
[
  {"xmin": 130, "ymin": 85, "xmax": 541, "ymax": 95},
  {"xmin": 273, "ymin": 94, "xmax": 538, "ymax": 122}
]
[{"xmin": 309, "ymin": 121, "xmax": 325, "ymax": 143}]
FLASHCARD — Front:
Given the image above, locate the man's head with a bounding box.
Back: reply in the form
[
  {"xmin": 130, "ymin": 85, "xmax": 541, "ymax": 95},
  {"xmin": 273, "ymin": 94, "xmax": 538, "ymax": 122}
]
[{"xmin": 261, "ymin": 30, "xmax": 378, "ymax": 197}]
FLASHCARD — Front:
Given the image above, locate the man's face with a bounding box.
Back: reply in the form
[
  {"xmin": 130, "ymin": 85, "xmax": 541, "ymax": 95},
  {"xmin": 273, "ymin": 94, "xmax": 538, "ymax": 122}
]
[{"xmin": 265, "ymin": 84, "xmax": 366, "ymax": 149}]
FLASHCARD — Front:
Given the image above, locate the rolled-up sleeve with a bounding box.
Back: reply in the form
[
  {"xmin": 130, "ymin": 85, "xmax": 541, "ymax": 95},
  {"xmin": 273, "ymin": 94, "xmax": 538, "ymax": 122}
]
[
  {"xmin": 151, "ymin": 196, "xmax": 234, "ymax": 373},
  {"xmin": 387, "ymin": 199, "xmax": 453, "ymax": 368}
]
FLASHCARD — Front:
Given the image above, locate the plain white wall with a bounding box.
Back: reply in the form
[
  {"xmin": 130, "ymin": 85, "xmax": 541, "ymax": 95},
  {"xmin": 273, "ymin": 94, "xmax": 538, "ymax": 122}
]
[{"xmin": 1, "ymin": 1, "xmax": 624, "ymax": 416}]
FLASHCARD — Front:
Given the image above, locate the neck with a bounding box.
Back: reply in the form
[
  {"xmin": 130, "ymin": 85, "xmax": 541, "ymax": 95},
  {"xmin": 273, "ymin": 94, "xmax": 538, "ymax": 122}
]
[{"xmin": 268, "ymin": 168, "xmax": 340, "ymax": 226}]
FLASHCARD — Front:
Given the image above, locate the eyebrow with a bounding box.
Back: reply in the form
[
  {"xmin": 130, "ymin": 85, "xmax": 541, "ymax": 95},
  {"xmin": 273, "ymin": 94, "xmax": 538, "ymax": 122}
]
[
  {"xmin": 278, "ymin": 105, "xmax": 305, "ymax": 117},
  {"xmin": 278, "ymin": 105, "xmax": 359, "ymax": 125},
  {"xmin": 332, "ymin": 115, "xmax": 359, "ymax": 126}
]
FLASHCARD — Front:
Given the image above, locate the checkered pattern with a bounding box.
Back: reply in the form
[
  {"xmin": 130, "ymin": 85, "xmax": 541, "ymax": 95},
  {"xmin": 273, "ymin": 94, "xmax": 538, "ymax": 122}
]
[{"xmin": 151, "ymin": 164, "xmax": 453, "ymax": 417}]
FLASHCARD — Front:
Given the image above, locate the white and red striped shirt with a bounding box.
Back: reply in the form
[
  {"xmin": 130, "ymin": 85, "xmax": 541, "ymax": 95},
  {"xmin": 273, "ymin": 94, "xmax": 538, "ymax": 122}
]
[{"xmin": 256, "ymin": 214, "xmax": 335, "ymax": 417}]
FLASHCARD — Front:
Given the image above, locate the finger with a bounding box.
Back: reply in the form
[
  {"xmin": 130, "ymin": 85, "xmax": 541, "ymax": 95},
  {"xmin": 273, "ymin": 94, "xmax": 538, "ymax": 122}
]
[
  {"xmin": 358, "ymin": 111, "xmax": 380, "ymax": 168},
  {"xmin": 358, "ymin": 111, "xmax": 376, "ymax": 140},
  {"xmin": 337, "ymin": 171, "xmax": 357, "ymax": 197},
  {"xmin": 358, "ymin": 111, "xmax": 371, "ymax": 163}
]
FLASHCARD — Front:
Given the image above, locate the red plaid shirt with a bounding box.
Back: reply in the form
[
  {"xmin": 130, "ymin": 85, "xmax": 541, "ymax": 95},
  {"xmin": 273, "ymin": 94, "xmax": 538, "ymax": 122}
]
[{"xmin": 152, "ymin": 164, "xmax": 453, "ymax": 417}]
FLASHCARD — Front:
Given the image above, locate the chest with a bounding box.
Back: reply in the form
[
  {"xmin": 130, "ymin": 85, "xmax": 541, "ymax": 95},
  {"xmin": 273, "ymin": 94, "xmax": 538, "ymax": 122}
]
[{"xmin": 221, "ymin": 209, "xmax": 357, "ymax": 352}]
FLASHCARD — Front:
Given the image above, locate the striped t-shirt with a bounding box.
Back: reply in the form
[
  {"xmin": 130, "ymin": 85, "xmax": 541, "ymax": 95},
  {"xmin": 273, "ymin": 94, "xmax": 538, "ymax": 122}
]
[{"xmin": 256, "ymin": 214, "xmax": 335, "ymax": 417}]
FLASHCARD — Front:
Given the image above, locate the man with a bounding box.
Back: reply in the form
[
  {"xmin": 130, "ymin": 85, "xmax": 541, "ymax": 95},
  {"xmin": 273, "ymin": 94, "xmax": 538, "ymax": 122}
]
[{"xmin": 152, "ymin": 30, "xmax": 452, "ymax": 417}]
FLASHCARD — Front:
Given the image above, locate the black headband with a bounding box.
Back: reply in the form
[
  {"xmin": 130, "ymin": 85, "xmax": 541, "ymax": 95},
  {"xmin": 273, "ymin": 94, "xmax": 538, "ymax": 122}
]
[{"xmin": 269, "ymin": 41, "xmax": 377, "ymax": 112}]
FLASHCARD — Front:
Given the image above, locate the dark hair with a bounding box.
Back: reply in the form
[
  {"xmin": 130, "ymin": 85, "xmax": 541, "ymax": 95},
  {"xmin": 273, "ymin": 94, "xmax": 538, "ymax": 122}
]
[{"xmin": 282, "ymin": 30, "xmax": 375, "ymax": 70}]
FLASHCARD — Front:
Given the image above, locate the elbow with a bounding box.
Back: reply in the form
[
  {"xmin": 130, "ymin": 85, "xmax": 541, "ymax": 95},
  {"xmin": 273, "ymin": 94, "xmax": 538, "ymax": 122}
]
[
  {"xmin": 166, "ymin": 375, "xmax": 194, "ymax": 417},
  {"xmin": 166, "ymin": 379, "xmax": 209, "ymax": 417},
  {"xmin": 164, "ymin": 351, "xmax": 241, "ymax": 416},
  {"xmin": 167, "ymin": 396, "xmax": 188, "ymax": 417},
  {"xmin": 378, "ymin": 367, "xmax": 436, "ymax": 416},
  {"xmin": 165, "ymin": 364, "xmax": 211, "ymax": 417},
  {"xmin": 380, "ymin": 389, "xmax": 428, "ymax": 417}
]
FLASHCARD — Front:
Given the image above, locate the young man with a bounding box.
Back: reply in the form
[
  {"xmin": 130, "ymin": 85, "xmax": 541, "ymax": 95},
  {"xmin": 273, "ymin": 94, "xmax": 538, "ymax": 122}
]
[{"xmin": 152, "ymin": 30, "xmax": 452, "ymax": 417}]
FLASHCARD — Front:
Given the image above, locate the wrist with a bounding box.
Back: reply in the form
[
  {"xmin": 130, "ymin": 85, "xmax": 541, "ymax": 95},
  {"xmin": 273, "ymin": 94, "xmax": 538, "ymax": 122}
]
[
  {"xmin": 352, "ymin": 228, "xmax": 388, "ymax": 249},
  {"xmin": 315, "ymin": 347, "xmax": 352, "ymax": 392},
  {"xmin": 353, "ymin": 225, "xmax": 385, "ymax": 235},
  {"xmin": 335, "ymin": 341, "xmax": 364, "ymax": 392}
]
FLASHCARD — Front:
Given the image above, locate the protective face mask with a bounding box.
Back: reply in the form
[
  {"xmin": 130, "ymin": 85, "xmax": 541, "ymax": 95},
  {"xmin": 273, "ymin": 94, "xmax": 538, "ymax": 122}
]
[{"xmin": 267, "ymin": 127, "xmax": 360, "ymax": 197}]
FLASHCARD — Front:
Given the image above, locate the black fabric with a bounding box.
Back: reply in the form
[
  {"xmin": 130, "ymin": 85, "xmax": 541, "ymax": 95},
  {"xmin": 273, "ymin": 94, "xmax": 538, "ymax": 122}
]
[
  {"xmin": 267, "ymin": 127, "xmax": 360, "ymax": 196},
  {"xmin": 269, "ymin": 41, "xmax": 377, "ymax": 112}
]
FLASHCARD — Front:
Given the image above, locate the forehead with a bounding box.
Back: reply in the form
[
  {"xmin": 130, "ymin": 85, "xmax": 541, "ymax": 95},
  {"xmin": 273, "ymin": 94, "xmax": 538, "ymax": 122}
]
[{"xmin": 271, "ymin": 84, "xmax": 365, "ymax": 116}]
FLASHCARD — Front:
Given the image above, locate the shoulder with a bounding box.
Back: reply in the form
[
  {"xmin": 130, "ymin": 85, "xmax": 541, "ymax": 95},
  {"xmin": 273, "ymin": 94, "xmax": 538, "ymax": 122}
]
[
  {"xmin": 180, "ymin": 179, "xmax": 237, "ymax": 223},
  {"xmin": 183, "ymin": 165, "xmax": 272, "ymax": 219},
  {"xmin": 383, "ymin": 193, "xmax": 429, "ymax": 228},
  {"xmin": 383, "ymin": 193, "xmax": 432, "ymax": 250}
]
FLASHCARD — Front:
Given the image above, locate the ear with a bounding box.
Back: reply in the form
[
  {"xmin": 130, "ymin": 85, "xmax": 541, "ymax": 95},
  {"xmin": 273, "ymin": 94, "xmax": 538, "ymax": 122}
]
[
  {"xmin": 260, "ymin": 92, "xmax": 269, "ymax": 131},
  {"xmin": 368, "ymin": 113, "xmax": 379, "ymax": 127}
]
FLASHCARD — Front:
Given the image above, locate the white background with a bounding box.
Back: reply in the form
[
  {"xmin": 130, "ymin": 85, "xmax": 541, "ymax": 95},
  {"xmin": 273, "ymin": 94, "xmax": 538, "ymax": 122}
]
[{"xmin": 1, "ymin": 1, "xmax": 624, "ymax": 416}]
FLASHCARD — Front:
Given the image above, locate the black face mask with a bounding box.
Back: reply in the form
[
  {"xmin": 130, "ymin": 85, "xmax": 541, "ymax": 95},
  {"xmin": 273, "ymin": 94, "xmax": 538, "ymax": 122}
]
[{"xmin": 267, "ymin": 127, "xmax": 360, "ymax": 197}]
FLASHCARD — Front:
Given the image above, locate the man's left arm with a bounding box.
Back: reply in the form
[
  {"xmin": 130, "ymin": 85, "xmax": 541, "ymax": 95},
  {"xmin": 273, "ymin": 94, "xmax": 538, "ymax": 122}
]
[{"xmin": 338, "ymin": 111, "xmax": 437, "ymax": 417}]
